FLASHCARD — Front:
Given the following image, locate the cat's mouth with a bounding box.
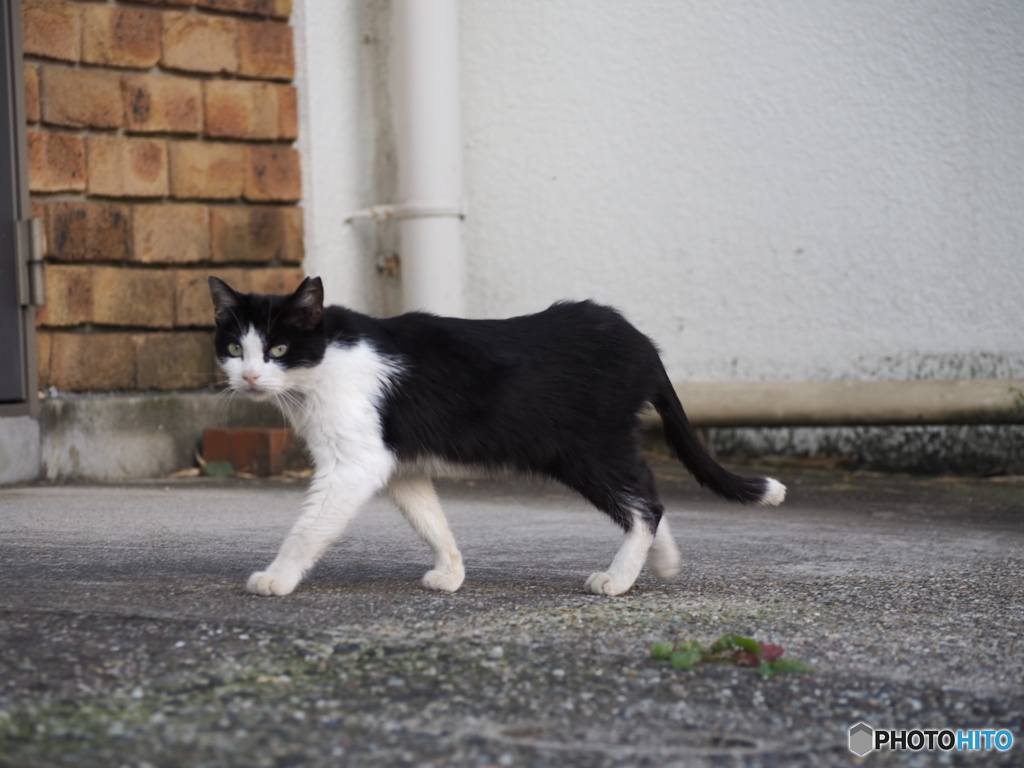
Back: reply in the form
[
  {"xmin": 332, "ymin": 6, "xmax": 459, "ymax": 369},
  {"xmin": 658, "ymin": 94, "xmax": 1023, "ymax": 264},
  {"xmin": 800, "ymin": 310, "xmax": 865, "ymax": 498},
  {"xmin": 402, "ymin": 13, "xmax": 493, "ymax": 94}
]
[{"xmin": 235, "ymin": 383, "xmax": 273, "ymax": 400}]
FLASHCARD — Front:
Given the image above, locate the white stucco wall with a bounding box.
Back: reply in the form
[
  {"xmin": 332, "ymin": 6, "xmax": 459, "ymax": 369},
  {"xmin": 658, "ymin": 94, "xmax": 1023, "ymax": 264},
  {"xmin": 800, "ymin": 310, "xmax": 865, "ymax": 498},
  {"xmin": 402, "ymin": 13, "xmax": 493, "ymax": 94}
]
[{"xmin": 295, "ymin": 0, "xmax": 1024, "ymax": 385}]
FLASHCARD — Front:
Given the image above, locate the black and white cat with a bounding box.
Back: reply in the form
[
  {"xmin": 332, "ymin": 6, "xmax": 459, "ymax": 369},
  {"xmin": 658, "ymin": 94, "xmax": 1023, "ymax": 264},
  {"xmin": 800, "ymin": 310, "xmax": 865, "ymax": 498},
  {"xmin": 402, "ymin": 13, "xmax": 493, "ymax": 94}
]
[{"xmin": 208, "ymin": 276, "xmax": 785, "ymax": 597}]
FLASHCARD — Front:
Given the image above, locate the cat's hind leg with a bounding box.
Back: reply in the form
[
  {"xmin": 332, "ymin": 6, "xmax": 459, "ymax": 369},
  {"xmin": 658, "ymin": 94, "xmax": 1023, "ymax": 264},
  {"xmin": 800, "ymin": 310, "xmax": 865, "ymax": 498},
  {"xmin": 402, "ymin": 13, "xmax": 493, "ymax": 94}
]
[
  {"xmin": 650, "ymin": 516, "xmax": 680, "ymax": 580},
  {"xmin": 571, "ymin": 451, "xmax": 670, "ymax": 596},
  {"xmin": 388, "ymin": 475, "xmax": 465, "ymax": 593},
  {"xmin": 584, "ymin": 508, "xmax": 658, "ymax": 596}
]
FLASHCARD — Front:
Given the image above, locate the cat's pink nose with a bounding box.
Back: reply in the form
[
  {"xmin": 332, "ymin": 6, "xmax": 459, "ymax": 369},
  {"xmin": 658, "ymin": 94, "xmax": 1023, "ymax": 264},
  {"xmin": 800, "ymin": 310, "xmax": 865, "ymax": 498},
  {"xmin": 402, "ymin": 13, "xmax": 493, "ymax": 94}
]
[{"xmin": 242, "ymin": 370, "xmax": 261, "ymax": 386}]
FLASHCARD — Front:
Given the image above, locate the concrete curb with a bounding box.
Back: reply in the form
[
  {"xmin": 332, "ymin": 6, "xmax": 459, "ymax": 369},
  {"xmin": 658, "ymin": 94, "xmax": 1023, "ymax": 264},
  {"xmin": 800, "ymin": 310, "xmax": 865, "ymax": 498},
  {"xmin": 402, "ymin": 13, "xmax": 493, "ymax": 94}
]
[{"xmin": 38, "ymin": 392, "xmax": 285, "ymax": 482}]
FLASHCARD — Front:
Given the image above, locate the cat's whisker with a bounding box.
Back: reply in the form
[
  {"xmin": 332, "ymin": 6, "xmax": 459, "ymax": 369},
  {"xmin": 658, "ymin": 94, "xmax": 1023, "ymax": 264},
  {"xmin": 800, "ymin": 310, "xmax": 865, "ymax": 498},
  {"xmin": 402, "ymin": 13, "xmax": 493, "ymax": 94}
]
[
  {"xmin": 272, "ymin": 390, "xmax": 301, "ymax": 418},
  {"xmin": 209, "ymin": 384, "xmax": 238, "ymax": 413},
  {"xmin": 211, "ymin": 383, "xmax": 233, "ymax": 399}
]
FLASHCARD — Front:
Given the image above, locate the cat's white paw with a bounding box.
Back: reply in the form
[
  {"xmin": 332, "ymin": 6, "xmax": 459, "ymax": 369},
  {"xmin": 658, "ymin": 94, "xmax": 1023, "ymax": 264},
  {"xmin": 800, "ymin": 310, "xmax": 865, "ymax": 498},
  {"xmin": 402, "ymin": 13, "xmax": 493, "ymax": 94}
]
[
  {"xmin": 421, "ymin": 565, "xmax": 465, "ymax": 593},
  {"xmin": 584, "ymin": 571, "xmax": 633, "ymax": 596},
  {"xmin": 246, "ymin": 569, "xmax": 301, "ymax": 596}
]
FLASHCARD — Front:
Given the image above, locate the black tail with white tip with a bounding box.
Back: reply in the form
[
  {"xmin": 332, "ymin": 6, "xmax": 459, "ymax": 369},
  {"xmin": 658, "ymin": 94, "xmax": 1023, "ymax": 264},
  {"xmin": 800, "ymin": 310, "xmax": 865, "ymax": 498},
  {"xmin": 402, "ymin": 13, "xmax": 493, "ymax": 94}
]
[{"xmin": 652, "ymin": 371, "xmax": 786, "ymax": 506}]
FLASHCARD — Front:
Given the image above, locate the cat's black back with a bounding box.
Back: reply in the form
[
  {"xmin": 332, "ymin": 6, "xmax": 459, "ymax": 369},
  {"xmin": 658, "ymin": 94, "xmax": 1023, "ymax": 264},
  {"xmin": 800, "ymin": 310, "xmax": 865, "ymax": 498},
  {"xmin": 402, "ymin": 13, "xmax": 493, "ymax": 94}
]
[{"xmin": 371, "ymin": 302, "xmax": 654, "ymax": 465}]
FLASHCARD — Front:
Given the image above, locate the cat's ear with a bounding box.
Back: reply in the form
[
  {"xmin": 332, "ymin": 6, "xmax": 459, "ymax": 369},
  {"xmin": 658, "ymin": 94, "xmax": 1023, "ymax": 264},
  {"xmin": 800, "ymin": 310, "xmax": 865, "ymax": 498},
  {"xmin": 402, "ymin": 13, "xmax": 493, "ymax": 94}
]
[
  {"xmin": 285, "ymin": 276, "xmax": 325, "ymax": 329},
  {"xmin": 208, "ymin": 276, "xmax": 241, "ymax": 324}
]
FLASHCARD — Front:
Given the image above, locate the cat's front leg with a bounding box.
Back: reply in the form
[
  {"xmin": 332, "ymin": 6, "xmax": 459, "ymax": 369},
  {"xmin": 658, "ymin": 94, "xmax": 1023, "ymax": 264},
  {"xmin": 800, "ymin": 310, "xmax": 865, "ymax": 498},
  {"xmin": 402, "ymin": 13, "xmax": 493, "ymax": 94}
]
[
  {"xmin": 247, "ymin": 564, "xmax": 303, "ymax": 596},
  {"xmin": 248, "ymin": 465, "xmax": 387, "ymax": 596}
]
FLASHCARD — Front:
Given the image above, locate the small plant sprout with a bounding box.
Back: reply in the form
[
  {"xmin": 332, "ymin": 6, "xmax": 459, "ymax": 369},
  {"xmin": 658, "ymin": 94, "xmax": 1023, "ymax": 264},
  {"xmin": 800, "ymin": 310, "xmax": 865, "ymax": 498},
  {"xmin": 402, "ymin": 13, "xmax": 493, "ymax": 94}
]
[{"xmin": 650, "ymin": 635, "xmax": 810, "ymax": 678}]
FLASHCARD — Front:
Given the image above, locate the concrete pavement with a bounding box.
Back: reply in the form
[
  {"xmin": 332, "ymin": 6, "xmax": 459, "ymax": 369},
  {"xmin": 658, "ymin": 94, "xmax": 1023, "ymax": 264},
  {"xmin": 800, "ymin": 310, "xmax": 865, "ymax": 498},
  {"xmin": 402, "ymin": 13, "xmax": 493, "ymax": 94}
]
[{"xmin": 1, "ymin": 457, "xmax": 1022, "ymax": 767}]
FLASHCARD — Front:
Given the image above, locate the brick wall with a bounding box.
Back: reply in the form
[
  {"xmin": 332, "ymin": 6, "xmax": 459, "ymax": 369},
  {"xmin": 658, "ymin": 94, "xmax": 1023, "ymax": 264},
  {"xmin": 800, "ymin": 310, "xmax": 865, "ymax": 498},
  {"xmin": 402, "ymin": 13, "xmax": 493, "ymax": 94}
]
[{"xmin": 22, "ymin": 0, "xmax": 305, "ymax": 392}]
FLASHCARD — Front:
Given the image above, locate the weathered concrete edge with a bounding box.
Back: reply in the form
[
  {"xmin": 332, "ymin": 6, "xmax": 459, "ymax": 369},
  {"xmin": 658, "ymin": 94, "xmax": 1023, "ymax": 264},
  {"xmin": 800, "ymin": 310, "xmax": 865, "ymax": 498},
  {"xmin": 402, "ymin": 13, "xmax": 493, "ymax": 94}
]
[{"xmin": 37, "ymin": 392, "xmax": 285, "ymax": 482}]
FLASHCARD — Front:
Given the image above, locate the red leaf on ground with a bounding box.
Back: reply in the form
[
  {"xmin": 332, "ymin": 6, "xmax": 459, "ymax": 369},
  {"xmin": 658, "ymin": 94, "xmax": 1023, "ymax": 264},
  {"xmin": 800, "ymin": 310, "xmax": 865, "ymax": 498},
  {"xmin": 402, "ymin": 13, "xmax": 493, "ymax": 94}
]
[
  {"xmin": 759, "ymin": 643, "xmax": 784, "ymax": 662},
  {"xmin": 732, "ymin": 650, "xmax": 760, "ymax": 667}
]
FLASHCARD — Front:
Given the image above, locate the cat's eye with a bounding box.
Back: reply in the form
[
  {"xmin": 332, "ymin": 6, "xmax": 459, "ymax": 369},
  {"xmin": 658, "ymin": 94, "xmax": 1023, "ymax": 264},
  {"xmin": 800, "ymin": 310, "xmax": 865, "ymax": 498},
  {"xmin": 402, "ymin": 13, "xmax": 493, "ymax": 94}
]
[
  {"xmin": 269, "ymin": 344, "xmax": 289, "ymax": 359},
  {"xmin": 227, "ymin": 343, "xmax": 243, "ymax": 358}
]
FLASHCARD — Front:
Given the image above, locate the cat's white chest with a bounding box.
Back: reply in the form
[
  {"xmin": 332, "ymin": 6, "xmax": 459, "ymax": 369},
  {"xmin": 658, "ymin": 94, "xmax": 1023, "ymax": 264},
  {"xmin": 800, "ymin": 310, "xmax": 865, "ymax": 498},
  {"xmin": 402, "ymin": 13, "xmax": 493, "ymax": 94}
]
[{"xmin": 286, "ymin": 342, "xmax": 402, "ymax": 463}]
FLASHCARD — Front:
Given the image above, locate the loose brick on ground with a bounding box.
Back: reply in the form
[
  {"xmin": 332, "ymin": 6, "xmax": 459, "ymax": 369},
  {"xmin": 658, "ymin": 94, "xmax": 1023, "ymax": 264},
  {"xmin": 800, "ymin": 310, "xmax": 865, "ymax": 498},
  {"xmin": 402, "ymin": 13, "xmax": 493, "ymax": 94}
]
[{"xmin": 202, "ymin": 427, "xmax": 296, "ymax": 475}]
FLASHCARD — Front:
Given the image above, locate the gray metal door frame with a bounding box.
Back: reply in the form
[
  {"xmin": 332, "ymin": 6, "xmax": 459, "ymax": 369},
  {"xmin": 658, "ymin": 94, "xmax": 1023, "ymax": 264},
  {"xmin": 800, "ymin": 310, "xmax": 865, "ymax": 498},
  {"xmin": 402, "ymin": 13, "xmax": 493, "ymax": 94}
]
[{"xmin": 0, "ymin": 0, "xmax": 39, "ymax": 417}]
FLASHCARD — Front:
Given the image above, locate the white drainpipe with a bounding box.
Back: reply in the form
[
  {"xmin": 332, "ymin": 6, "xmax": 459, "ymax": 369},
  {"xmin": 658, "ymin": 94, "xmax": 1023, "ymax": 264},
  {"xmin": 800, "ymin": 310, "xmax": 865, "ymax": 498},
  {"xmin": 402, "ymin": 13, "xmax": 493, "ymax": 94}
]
[{"xmin": 388, "ymin": 0, "xmax": 466, "ymax": 316}]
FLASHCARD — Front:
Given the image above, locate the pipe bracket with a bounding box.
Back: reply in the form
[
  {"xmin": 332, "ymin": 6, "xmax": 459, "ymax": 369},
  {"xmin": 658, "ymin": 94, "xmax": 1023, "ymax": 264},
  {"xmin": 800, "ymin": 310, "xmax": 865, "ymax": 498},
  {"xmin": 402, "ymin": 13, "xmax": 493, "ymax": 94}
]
[{"xmin": 345, "ymin": 200, "xmax": 467, "ymax": 224}]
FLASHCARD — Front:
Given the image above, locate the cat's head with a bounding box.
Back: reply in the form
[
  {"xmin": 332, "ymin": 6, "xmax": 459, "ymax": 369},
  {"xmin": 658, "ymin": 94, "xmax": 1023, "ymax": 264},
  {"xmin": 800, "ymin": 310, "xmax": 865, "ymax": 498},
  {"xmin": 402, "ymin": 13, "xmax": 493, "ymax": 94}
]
[{"xmin": 208, "ymin": 276, "xmax": 327, "ymax": 398}]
